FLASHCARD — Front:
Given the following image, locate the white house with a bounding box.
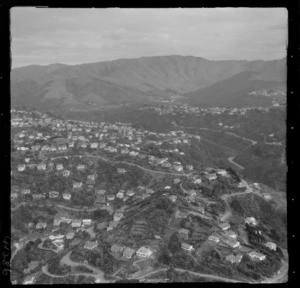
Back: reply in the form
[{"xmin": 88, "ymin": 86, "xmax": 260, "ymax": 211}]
[
  {"xmin": 62, "ymin": 193, "xmax": 71, "ymax": 200},
  {"xmin": 17, "ymin": 164, "xmax": 26, "ymax": 172},
  {"xmin": 249, "ymin": 251, "xmax": 266, "ymax": 261},
  {"xmin": 265, "ymin": 242, "xmax": 277, "ymax": 251},
  {"xmin": 208, "ymin": 235, "xmax": 220, "ymax": 243},
  {"xmin": 245, "ymin": 217, "xmax": 257, "ymax": 226},
  {"xmin": 181, "ymin": 243, "xmax": 194, "ymax": 252},
  {"xmin": 136, "ymin": 247, "xmax": 153, "ymax": 258}
]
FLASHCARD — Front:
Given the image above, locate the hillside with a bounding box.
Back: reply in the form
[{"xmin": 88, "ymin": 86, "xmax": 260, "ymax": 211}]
[{"xmin": 11, "ymin": 55, "xmax": 286, "ymax": 110}]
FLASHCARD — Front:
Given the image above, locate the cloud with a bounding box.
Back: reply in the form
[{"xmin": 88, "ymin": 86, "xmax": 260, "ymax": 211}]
[{"xmin": 11, "ymin": 7, "xmax": 287, "ymax": 68}]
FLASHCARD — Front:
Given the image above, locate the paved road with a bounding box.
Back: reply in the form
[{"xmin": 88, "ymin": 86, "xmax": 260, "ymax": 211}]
[{"xmin": 227, "ymin": 156, "xmax": 245, "ymax": 170}]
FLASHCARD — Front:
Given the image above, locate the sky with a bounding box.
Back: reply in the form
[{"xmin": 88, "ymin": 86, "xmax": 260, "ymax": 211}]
[{"xmin": 11, "ymin": 7, "xmax": 288, "ymax": 68}]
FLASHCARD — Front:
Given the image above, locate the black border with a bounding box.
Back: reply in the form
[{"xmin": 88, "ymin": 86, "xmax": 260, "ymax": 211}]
[{"xmin": 1, "ymin": 0, "xmax": 299, "ymax": 286}]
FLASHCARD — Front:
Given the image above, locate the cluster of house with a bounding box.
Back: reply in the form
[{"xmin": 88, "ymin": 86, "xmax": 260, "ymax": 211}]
[{"xmin": 110, "ymin": 244, "xmax": 154, "ymax": 259}]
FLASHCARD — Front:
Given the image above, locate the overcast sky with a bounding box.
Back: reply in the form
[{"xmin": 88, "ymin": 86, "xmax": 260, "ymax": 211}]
[{"xmin": 11, "ymin": 7, "xmax": 287, "ymax": 68}]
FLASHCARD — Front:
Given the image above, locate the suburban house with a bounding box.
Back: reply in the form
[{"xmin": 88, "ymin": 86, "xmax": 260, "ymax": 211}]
[
  {"xmin": 11, "ymin": 193, "xmax": 18, "ymax": 200},
  {"xmin": 178, "ymin": 228, "xmax": 190, "ymax": 240},
  {"xmin": 113, "ymin": 212, "xmax": 124, "ymax": 222},
  {"xmin": 62, "ymin": 193, "xmax": 71, "ymax": 200},
  {"xmin": 173, "ymin": 164, "xmax": 183, "ymax": 172},
  {"xmin": 95, "ymin": 189, "xmax": 106, "ymax": 195},
  {"xmin": 63, "ymin": 170, "xmax": 70, "ymax": 177},
  {"xmin": 136, "ymin": 247, "xmax": 153, "ymax": 258},
  {"xmin": 224, "ymin": 238, "xmax": 240, "ymax": 248},
  {"xmin": 36, "ymin": 222, "xmax": 47, "ymax": 229},
  {"xmin": 225, "ymin": 254, "xmax": 243, "ymax": 264},
  {"xmin": 245, "ymin": 217, "xmax": 258, "ymax": 226},
  {"xmin": 186, "ymin": 165, "xmax": 193, "ymax": 171},
  {"xmin": 208, "ymin": 235, "xmax": 220, "ymax": 243},
  {"xmin": 107, "ymin": 194, "xmax": 116, "ymax": 201},
  {"xmin": 49, "ymin": 191, "xmax": 60, "ymax": 198},
  {"xmin": 123, "ymin": 247, "xmax": 136, "ymax": 259},
  {"xmin": 265, "ymin": 242, "xmax": 277, "ymax": 251},
  {"xmin": 117, "ymin": 168, "xmax": 126, "ymax": 173},
  {"xmin": 111, "ymin": 244, "xmax": 125, "ymax": 254},
  {"xmin": 95, "ymin": 195, "xmax": 106, "ymax": 205},
  {"xmin": 37, "ymin": 163, "xmax": 46, "ymax": 171},
  {"xmin": 225, "ymin": 230, "xmax": 237, "ymax": 239},
  {"xmin": 17, "ymin": 164, "xmax": 26, "ymax": 171},
  {"xmin": 73, "ymin": 182, "xmax": 83, "ymax": 189},
  {"xmin": 84, "ymin": 240, "xmax": 98, "ymax": 250},
  {"xmin": 56, "ymin": 164, "xmax": 64, "ymax": 171},
  {"xmin": 169, "ymin": 195, "xmax": 177, "ymax": 202},
  {"xmin": 77, "ymin": 164, "xmax": 86, "ymax": 171},
  {"xmin": 23, "ymin": 275, "xmax": 36, "ymax": 285},
  {"xmin": 181, "ymin": 243, "xmax": 194, "ymax": 252},
  {"xmin": 205, "ymin": 173, "xmax": 217, "ymax": 181},
  {"xmin": 21, "ymin": 189, "xmax": 31, "ymax": 195},
  {"xmin": 116, "ymin": 191, "xmax": 124, "ymax": 199},
  {"xmin": 217, "ymin": 170, "xmax": 229, "ymax": 177},
  {"xmin": 248, "ymin": 251, "xmax": 266, "ymax": 261},
  {"xmin": 71, "ymin": 219, "xmax": 82, "ymax": 228},
  {"xmin": 82, "ymin": 219, "xmax": 92, "ymax": 226},
  {"xmin": 32, "ymin": 194, "xmax": 44, "ymax": 200},
  {"xmin": 174, "ymin": 178, "xmax": 181, "ymax": 184},
  {"xmin": 219, "ymin": 222, "xmax": 230, "ymax": 231},
  {"xmin": 175, "ymin": 210, "xmax": 188, "ymax": 219}
]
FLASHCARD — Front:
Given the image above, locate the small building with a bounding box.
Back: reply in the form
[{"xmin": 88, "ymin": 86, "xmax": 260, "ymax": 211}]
[
  {"xmin": 173, "ymin": 165, "xmax": 183, "ymax": 172},
  {"xmin": 116, "ymin": 191, "xmax": 124, "ymax": 199},
  {"xmin": 23, "ymin": 275, "xmax": 35, "ymax": 285},
  {"xmin": 107, "ymin": 194, "xmax": 115, "ymax": 201},
  {"xmin": 95, "ymin": 189, "xmax": 106, "ymax": 195},
  {"xmin": 66, "ymin": 232, "xmax": 75, "ymax": 239},
  {"xmin": 224, "ymin": 238, "xmax": 240, "ymax": 248},
  {"xmin": 17, "ymin": 164, "xmax": 26, "ymax": 172},
  {"xmin": 62, "ymin": 193, "xmax": 71, "ymax": 200},
  {"xmin": 181, "ymin": 243, "xmax": 194, "ymax": 252},
  {"xmin": 63, "ymin": 170, "xmax": 70, "ymax": 177},
  {"xmin": 21, "ymin": 189, "xmax": 31, "ymax": 195},
  {"xmin": 95, "ymin": 195, "xmax": 106, "ymax": 204},
  {"xmin": 225, "ymin": 254, "xmax": 243, "ymax": 264},
  {"xmin": 49, "ymin": 191, "xmax": 60, "ymax": 198},
  {"xmin": 169, "ymin": 195, "xmax": 177, "ymax": 202},
  {"xmin": 136, "ymin": 247, "xmax": 153, "ymax": 258},
  {"xmin": 206, "ymin": 173, "xmax": 217, "ymax": 181},
  {"xmin": 178, "ymin": 228, "xmax": 189, "ymax": 240},
  {"xmin": 245, "ymin": 217, "xmax": 257, "ymax": 226},
  {"xmin": 36, "ymin": 222, "xmax": 47, "ymax": 229},
  {"xmin": 123, "ymin": 247, "xmax": 136, "ymax": 259},
  {"xmin": 219, "ymin": 222, "xmax": 230, "ymax": 231},
  {"xmin": 265, "ymin": 242, "xmax": 277, "ymax": 251},
  {"xmin": 226, "ymin": 230, "xmax": 237, "ymax": 239},
  {"xmin": 56, "ymin": 164, "xmax": 64, "ymax": 171},
  {"xmin": 126, "ymin": 190, "xmax": 134, "ymax": 197},
  {"xmin": 117, "ymin": 168, "xmax": 126, "ymax": 174},
  {"xmin": 249, "ymin": 251, "xmax": 266, "ymax": 261},
  {"xmin": 71, "ymin": 219, "xmax": 82, "ymax": 228},
  {"xmin": 208, "ymin": 235, "xmax": 220, "ymax": 243},
  {"xmin": 37, "ymin": 163, "xmax": 46, "ymax": 171},
  {"xmin": 84, "ymin": 240, "xmax": 98, "ymax": 250},
  {"xmin": 73, "ymin": 182, "xmax": 83, "ymax": 189},
  {"xmin": 113, "ymin": 212, "xmax": 123, "ymax": 222},
  {"xmin": 111, "ymin": 244, "xmax": 125, "ymax": 254},
  {"xmin": 217, "ymin": 170, "xmax": 229, "ymax": 177},
  {"xmin": 82, "ymin": 219, "xmax": 92, "ymax": 226}
]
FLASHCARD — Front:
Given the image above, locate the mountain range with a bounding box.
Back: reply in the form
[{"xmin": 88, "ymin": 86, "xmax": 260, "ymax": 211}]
[{"xmin": 11, "ymin": 55, "xmax": 286, "ymax": 109}]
